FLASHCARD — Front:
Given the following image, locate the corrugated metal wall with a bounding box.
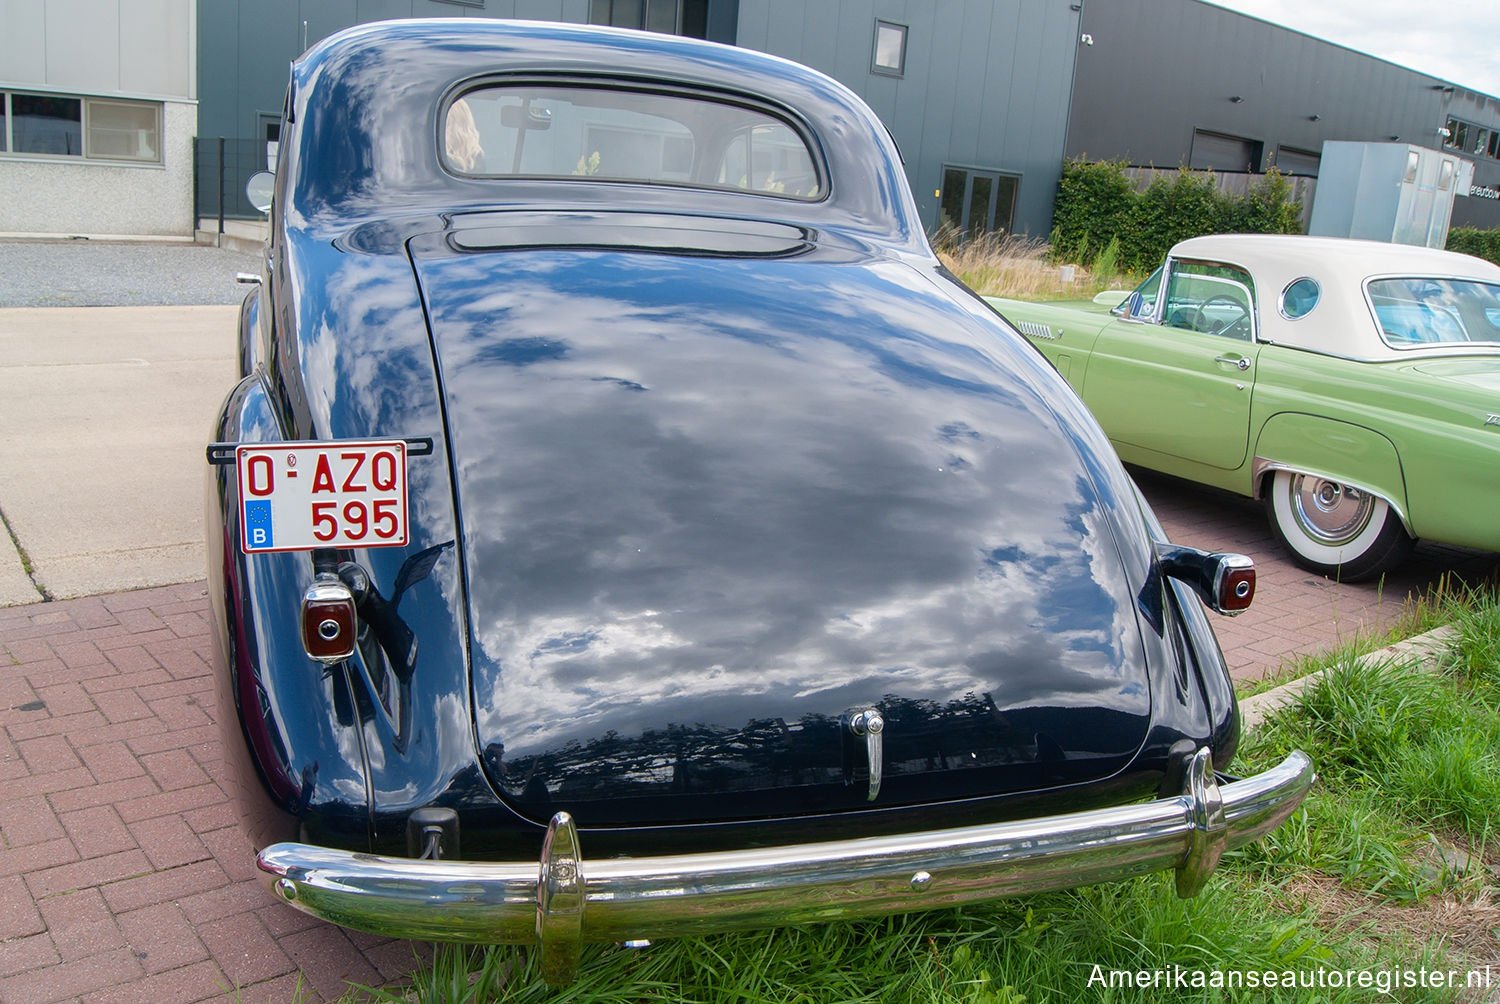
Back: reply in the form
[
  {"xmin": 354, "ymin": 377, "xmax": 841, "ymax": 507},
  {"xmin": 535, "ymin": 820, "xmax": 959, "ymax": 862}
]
[
  {"xmin": 1066, "ymin": 0, "xmax": 1500, "ymax": 229},
  {"xmin": 734, "ymin": 0, "xmax": 1082, "ymax": 236}
]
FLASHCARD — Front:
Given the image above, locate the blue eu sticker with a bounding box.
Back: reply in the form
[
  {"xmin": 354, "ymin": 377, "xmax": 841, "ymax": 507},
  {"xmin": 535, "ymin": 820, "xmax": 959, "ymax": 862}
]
[{"xmin": 244, "ymin": 500, "xmax": 274, "ymax": 550}]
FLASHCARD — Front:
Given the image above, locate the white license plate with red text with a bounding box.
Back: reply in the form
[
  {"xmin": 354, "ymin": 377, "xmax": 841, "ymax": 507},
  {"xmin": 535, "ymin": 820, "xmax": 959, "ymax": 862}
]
[{"xmin": 236, "ymin": 441, "xmax": 409, "ymax": 553}]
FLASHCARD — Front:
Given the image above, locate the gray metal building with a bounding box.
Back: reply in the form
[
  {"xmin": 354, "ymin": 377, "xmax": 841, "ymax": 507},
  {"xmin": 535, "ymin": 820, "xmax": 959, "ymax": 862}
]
[
  {"xmin": 195, "ymin": 0, "xmax": 1500, "ymax": 234},
  {"xmin": 1067, "ymin": 0, "xmax": 1500, "ymax": 230},
  {"xmin": 194, "ymin": 0, "xmax": 1084, "ymax": 236}
]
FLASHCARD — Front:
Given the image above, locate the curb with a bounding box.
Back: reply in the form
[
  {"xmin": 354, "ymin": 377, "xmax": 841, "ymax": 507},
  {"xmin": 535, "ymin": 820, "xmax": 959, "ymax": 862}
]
[
  {"xmin": 1238, "ymin": 624, "xmax": 1459, "ymax": 731},
  {"xmin": 194, "ymin": 229, "xmax": 266, "ymax": 254}
]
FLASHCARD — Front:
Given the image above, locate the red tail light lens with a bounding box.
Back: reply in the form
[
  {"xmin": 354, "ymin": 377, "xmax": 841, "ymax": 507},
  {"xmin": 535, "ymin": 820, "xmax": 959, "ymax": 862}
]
[
  {"xmin": 1215, "ymin": 559, "xmax": 1256, "ymax": 614},
  {"xmin": 302, "ymin": 576, "xmax": 357, "ymax": 663},
  {"xmin": 1156, "ymin": 545, "xmax": 1255, "ymax": 617}
]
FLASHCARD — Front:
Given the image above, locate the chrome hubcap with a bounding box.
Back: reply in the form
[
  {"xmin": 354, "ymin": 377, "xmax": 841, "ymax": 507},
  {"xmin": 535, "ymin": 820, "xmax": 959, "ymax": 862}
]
[{"xmin": 1291, "ymin": 475, "xmax": 1373, "ymax": 545}]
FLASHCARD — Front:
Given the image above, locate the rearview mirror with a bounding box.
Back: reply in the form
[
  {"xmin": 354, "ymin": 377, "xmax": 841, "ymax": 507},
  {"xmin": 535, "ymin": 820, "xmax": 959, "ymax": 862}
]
[
  {"xmin": 1111, "ymin": 291, "xmax": 1143, "ymax": 319},
  {"xmin": 246, "ymin": 171, "xmax": 275, "ymax": 214},
  {"xmin": 500, "ymin": 104, "xmax": 552, "ymax": 130}
]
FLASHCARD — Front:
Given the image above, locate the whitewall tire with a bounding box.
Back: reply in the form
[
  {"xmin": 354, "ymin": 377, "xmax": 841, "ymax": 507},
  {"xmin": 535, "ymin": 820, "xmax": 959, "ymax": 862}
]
[{"xmin": 1265, "ymin": 470, "xmax": 1413, "ymax": 581}]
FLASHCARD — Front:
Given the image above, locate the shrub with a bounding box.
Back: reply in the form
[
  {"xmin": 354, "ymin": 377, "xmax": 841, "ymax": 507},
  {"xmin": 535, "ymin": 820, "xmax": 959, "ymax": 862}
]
[
  {"xmin": 1048, "ymin": 159, "xmax": 1134, "ymax": 265},
  {"xmin": 1228, "ymin": 170, "xmax": 1304, "ymax": 236},
  {"xmin": 1050, "ymin": 159, "xmax": 1304, "ymax": 273},
  {"xmin": 1446, "ymin": 225, "xmax": 1500, "ymax": 265},
  {"xmin": 1122, "ymin": 170, "xmax": 1232, "ymax": 272}
]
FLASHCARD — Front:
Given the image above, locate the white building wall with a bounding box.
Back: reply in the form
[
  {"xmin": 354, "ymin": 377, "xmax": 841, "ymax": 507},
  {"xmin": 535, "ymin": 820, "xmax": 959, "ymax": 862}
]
[
  {"xmin": 0, "ymin": 101, "xmax": 195, "ymax": 235},
  {"xmin": 0, "ymin": 0, "xmax": 197, "ymax": 236}
]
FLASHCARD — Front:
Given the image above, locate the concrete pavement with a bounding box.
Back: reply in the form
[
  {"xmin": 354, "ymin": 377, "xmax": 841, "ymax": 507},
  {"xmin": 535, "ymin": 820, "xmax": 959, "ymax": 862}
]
[{"xmin": 0, "ymin": 307, "xmax": 239, "ymax": 604}]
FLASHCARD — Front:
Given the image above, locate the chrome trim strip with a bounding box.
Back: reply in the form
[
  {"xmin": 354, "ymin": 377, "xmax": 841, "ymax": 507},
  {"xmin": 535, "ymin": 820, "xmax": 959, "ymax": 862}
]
[
  {"xmin": 1251, "ymin": 458, "xmax": 1413, "ymax": 533},
  {"xmin": 258, "ymin": 751, "xmax": 1312, "ymax": 983}
]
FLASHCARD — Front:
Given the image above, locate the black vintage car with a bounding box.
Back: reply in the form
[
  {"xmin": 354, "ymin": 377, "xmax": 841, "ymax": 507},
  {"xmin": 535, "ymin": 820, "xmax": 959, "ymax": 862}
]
[{"xmin": 205, "ymin": 18, "xmax": 1311, "ymax": 982}]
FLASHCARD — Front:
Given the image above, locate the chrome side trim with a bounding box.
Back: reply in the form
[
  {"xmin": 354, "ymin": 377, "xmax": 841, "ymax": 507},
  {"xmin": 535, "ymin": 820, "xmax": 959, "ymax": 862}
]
[
  {"xmin": 1251, "ymin": 458, "xmax": 1413, "ymax": 533},
  {"xmin": 1014, "ymin": 320, "xmax": 1059, "ymax": 341},
  {"xmin": 258, "ymin": 751, "xmax": 1312, "ymax": 984}
]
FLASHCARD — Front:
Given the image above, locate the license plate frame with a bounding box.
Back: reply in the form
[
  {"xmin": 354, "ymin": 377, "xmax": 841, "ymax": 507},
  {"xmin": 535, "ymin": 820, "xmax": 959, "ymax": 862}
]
[{"xmin": 236, "ymin": 440, "xmax": 409, "ymax": 553}]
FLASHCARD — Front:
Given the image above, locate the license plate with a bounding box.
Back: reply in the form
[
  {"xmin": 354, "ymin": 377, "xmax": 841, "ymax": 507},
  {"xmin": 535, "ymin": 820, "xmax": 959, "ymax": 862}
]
[{"xmin": 236, "ymin": 441, "xmax": 409, "ymax": 553}]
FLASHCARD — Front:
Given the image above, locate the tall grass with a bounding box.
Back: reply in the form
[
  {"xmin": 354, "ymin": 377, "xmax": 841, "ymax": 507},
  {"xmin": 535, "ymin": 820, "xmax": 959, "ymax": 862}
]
[{"xmin": 933, "ymin": 227, "xmax": 1141, "ymax": 301}]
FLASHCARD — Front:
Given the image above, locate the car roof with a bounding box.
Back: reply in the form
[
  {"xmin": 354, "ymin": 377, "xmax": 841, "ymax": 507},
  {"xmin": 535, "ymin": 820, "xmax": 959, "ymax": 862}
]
[
  {"xmin": 1167, "ymin": 234, "xmax": 1500, "ymax": 360},
  {"xmin": 1172, "ymin": 234, "xmax": 1500, "ymax": 286},
  {"xmin": 283, "ymin": 19, "xmax": 925, "ymax": 252}
]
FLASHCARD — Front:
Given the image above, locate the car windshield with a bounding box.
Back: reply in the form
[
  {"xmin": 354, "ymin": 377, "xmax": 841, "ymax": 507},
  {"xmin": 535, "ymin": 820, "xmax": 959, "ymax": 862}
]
[
  {"xmin": 1368, "ymin": 277, "xmax": 1500, "ymax": 348},
  {"xmin": 1109, "ymin": 266, "xmax": 1161, "ymax": 320},
  {"xmin": 444, "ymin": 84, "xmax": 822, "ymax": 200}
]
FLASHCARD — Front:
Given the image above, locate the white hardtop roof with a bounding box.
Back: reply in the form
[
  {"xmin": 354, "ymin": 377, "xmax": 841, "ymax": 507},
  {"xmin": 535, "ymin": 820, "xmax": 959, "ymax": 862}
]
[{"xmin": 1166, "ymin": 234, "xmax": 1500, "ymax": 361}]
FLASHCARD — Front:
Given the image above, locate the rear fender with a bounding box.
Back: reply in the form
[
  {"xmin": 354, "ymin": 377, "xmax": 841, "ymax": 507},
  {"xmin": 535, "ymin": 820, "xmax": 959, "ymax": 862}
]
[
  {"xmin": 206, "ymin": 372, "xmax": 373, "ymax": 852},
  {"xmin": 1250, "ymin": 415, "xmax": 1409, "ymax": 532}
]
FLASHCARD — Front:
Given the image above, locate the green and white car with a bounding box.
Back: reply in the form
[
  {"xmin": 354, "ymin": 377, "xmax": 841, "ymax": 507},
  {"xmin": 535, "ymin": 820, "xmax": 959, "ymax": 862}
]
[{"xmin": 989, "ymin": 234, "xmax": 1500, "ymax": 580}]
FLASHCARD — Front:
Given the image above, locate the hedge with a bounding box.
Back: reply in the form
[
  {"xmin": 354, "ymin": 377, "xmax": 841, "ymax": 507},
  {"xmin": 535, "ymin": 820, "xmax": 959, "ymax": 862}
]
[
  {"xmin": 1049, "ymin": 159, "xmax": 1303, "ymax": 274},
  {"xmin": 1445, "ymin": 226, "xmax": 1500, "ymax": 265}
]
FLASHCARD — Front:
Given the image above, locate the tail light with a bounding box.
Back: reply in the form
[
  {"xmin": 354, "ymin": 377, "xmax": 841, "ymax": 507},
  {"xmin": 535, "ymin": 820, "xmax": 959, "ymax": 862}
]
[
  {"xmin": 302, "ymin": 574, "xmax": 357, "ymax": 662},
  {"xmin": 1156, "ymin": 545, "xmax": 1255, "ymax": 616}
]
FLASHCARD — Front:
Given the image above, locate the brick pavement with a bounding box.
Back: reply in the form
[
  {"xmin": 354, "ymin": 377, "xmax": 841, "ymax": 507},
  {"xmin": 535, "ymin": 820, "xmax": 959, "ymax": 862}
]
[
  {"xmin": 0, "ymin": 584, "xmax": 428, "ymax": 1004},
  {"xmin": 1131, "ymin": 468, "xmax": 1500, "ymax": 681},
  {"xmin": 0, "ymin": 474, "xmax": 1496, "ymax": 1002}
]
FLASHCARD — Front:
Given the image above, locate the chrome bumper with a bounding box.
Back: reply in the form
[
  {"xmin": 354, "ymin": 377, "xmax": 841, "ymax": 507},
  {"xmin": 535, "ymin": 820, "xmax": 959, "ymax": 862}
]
[{"xmin": 259, "ymin": 749, "xmax": 1312, "ymax": 983}]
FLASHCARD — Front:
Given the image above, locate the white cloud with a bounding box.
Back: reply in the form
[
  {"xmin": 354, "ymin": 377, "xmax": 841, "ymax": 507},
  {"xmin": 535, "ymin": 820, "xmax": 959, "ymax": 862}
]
[{"xmin": 1203, "ymin": 0, "xmax": 1500, "ymax": 97}]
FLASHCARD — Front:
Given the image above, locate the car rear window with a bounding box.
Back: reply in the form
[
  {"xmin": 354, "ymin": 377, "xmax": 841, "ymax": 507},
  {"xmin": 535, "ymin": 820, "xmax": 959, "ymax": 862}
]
[
  {"xmin": 1368, "ymin": 277, "xmax": 1500, "ymax": 348},
  {"xmin": 443, "ymin": 84, "xmax": 822, "ymax": 200}
]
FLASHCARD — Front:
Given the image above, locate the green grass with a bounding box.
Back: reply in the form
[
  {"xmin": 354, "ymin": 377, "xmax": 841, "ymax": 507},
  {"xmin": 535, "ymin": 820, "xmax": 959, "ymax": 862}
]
[
  {"xmin": 1234, "ymin": 574, "xmax": 1463, "ymax": 699},
  {"xmin": 331, "ymin": 588, "xmax": 1500, "ymax": 1003}
]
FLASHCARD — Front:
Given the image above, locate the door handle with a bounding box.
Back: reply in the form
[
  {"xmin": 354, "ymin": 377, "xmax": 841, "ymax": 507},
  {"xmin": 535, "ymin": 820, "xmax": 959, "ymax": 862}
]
[{"xmin": 1214, "ymin": 355, "xmax": 1251, "ymax": 371}]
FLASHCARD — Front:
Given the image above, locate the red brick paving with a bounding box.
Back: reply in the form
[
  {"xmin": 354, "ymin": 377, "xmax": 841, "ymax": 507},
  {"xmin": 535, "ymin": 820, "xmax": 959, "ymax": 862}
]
[
  {"xmin": 0, "ymin": 476, "xmax": 1496, "ymax": 1001},
  {"xmin": 0, "ymin": 583, "xmax": 427, "ymax": 1003},
  {"xmin": 1131, "ymin": 468, "xmax": 1500, "ymax": 682}
]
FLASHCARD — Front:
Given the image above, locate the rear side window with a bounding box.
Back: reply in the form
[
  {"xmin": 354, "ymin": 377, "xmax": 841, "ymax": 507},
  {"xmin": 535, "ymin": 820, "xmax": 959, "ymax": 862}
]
[
  {"xmin": 444, "ymin": 84, "xmax": 822, "ymax": 200},
  {"xmin": 1368, "ymin": 277, "xmax": 1500, "ymax": 347}
]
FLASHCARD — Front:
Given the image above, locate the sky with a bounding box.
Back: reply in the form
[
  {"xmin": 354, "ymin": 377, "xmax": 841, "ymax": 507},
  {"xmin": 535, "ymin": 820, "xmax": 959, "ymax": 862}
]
[{"xmin": 1203, "ymin": 0, "xmax": 1500, "ymax": 98}]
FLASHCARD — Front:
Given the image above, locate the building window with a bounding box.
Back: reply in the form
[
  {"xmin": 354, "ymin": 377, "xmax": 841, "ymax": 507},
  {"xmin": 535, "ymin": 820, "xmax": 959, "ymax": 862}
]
[
  {"xmin": 872, "ymin": 21, "xmax": 907, "ymax": 76},
  {"xmin": 1442, "ymin": 115, "xmax": 1500, "ymax": 161},
  {"xmin": 1, "ymin": 92, "xmax": 161, "ymax": 163},
  {"xmin": 11, "ymin": 94, "xmax": 82, "ymax": 156},
  {"xmin": 1274, "ymin": 145, "xmax": 1320, "ymax": 177},
  {"xmin": 590, "ymin": 0, "xmax": 710, "ymax": 38},
  {"xmin": 87, "ymin": 100, "xmax": 161, "ymax": 162},
  {"xmin": 1443, "ymin": 117, "xmax": 1466, "ymax": 151},
  {"xmin": 1189, "ymin": 129, "xmax": 1263, "ymax": 173},
  {"xmin": 939, "ymin": 166, "xmax": 1018, "ymax": 237}
]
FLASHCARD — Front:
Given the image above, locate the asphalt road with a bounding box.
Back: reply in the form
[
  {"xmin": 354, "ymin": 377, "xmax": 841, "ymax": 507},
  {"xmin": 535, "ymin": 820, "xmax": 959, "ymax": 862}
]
[{"xmin": 0, "ymin": 240, "xmax": 261, "ymax": 308}]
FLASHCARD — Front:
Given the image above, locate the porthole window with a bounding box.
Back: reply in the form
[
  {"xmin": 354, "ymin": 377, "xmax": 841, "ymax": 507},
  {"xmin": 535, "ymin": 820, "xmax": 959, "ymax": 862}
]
[{"xmin": 1280, "ymin": 278, "xmax": 1320, "ymax": 319}]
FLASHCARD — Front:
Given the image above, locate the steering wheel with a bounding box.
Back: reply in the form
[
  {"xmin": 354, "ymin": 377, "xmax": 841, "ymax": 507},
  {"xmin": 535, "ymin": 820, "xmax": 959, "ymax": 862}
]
[{"xmin": 1189, "ymin": 294, "xmax": 1251, "ymax": 338}]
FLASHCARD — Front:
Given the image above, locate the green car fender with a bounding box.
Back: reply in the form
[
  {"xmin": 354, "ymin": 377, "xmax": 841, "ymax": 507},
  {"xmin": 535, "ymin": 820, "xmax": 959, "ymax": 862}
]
[{"xmin": 1249, "ymin": 414, "xmax": 1411, "ymax": 532}]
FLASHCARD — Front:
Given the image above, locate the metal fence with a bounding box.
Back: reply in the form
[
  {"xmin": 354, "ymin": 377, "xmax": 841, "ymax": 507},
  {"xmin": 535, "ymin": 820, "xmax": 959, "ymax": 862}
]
[{"xmin": 193, "ymin": 137, "xmax": 271, "ymax": 226}]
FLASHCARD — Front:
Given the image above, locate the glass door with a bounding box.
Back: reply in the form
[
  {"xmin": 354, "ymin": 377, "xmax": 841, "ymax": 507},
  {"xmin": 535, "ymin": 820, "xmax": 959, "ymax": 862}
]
[{"xmin": 940, "ymin": 167, "xmax": 1018, "ymax": 236}]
